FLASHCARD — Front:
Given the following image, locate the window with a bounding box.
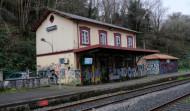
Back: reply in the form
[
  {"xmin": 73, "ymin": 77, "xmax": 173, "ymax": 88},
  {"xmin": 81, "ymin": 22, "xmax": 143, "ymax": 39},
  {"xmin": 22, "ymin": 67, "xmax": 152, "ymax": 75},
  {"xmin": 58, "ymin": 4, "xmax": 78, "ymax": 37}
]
[
  {"xmin": 49, "ymin": 15, "xmax": 54, "ymax": 23},
  {"xmin": 82, "ymin": 30, "xmax": 89, "ymax": 44},
  {"xmin": 114, "ymin": 33, "xmax": 121, "ymax": 47},
  {"xmin": 127, "ymin": 36, "xmax": 133, "ymax": 48},
  {"xmin": 80, "ymin": 27, "xmax": 90, "ymax": 45},
  {"xmin": 99, "ymin": 30, "xmax": 107, "ymax": 45}
]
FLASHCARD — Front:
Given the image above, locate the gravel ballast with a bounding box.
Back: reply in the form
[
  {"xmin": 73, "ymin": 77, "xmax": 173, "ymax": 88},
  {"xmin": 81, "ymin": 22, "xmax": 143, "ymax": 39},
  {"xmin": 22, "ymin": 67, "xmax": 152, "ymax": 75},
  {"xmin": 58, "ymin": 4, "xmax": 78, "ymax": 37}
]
[{"xmin": 96, "ymin": 82, "xmax": 190, "ymax": 111}]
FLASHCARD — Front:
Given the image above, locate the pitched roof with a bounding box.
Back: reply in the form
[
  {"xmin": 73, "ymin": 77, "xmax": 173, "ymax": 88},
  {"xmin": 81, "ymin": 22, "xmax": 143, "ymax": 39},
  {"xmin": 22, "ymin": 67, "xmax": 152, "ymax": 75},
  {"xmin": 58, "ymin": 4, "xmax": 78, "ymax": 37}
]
[
  {"xmin": 32, "ymin": 8, "xmax": 138, "ymax": 33},
  {"xmin": 144, "ymin": 54, "xmax": 179, "ymax": 60}
]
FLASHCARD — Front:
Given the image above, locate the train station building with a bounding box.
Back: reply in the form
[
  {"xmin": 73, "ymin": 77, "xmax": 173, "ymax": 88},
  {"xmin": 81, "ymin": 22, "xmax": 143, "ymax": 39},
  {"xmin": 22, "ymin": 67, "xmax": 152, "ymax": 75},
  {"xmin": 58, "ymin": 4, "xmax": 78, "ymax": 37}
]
[
  {"xmin": 32, "ymin": 8, "xmax": 159, "ymax": 85},
  {"xmin": 145, "ymin": 54, "xmax": 179, "ymax": 74}
]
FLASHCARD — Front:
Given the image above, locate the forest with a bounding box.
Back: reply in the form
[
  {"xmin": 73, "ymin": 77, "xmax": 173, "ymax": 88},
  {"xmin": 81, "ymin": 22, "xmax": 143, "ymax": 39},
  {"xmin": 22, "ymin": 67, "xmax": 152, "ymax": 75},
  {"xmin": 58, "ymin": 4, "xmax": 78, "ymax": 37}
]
[{"xmin": 0, "ymin": 0, "xmax": 190, "ymax": 71}]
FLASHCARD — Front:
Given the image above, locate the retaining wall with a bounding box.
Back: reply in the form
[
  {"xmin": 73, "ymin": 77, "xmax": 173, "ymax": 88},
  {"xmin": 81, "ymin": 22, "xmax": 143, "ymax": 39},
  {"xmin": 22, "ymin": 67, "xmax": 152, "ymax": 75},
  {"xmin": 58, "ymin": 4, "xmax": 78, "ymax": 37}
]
[{"xmin": 3, "ymin": 78, "xmax": 49, "ymax": 89}]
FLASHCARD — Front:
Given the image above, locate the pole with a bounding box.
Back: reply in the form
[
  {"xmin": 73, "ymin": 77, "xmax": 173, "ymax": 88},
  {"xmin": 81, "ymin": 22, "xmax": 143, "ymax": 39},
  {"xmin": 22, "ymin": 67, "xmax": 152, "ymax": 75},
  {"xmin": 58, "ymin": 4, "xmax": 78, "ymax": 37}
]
[
  {"xmin": 186, "ymin": 62, "xmax": 188, "ymax": 72},
  {"xmin": 59, "ymin": 59, "xmax": 61, "ymax": 89}
]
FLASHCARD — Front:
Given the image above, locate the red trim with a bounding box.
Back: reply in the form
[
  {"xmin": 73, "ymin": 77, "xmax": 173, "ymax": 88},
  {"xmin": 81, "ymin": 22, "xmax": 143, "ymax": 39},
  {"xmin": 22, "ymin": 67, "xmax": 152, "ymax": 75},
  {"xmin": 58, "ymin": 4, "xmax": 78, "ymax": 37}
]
[
  {"xmin": 98, "ymin": 30, "xmax": 107, "ymax": 45},
  {"xmin": 32, "ymin": 10, "xmax": 51, "ymax": 32},
  {"xmin": 114, "ymin": 33, "xmax": 121, "ymax": 47},
  {"xmin": 37, "ymin": 50, "xmax": 74, "ymax": 57},
  {"xmin": 73, "ymin": 44, "xmax": 159, "ymax": 53},
  {"xmin": 127, "ymin": 36, "xmax": 133, "ymax": 48},
  {"xmin": 79, "ymin": 26, "xmax": 91, "ymax": 46}
]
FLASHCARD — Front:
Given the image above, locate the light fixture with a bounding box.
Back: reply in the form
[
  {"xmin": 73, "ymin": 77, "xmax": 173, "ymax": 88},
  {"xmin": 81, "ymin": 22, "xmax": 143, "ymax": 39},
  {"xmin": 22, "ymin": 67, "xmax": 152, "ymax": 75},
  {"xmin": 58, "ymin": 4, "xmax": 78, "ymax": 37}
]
[
  {"xmin": 41, "ymin": 38, "xmax": 46, "ymax": 42},
  {"xmin": 41, "ymin": 38, "xmax": 53, "ymax": 52}
]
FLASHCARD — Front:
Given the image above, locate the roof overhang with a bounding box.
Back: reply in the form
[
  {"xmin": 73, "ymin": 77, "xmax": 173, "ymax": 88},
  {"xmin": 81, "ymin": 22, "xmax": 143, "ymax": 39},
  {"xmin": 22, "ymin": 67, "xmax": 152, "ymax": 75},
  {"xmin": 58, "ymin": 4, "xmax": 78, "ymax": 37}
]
[{"xmin": 73, "ymin": 44, "xmax": 159, "ymax": 55}]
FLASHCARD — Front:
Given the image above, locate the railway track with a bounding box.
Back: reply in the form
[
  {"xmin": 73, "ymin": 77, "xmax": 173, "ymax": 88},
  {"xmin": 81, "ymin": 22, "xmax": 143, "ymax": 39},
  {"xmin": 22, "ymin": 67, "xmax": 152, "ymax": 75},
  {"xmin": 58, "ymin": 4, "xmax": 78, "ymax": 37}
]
[
  {"xmin": 48, "ymin": 78, "xmax": 190, "ymax": 111},
  {"xmin": 151, "ymin": 93, "xmax": 190, "ymax": 111}
]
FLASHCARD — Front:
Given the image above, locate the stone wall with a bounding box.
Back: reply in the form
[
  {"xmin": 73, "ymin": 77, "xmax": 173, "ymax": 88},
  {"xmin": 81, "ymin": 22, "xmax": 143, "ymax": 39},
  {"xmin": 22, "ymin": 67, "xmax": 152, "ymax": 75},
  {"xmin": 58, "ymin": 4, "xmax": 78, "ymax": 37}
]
[{"xmin": 3, "ymin": 78, "xmax": 49, "ymax": 89}]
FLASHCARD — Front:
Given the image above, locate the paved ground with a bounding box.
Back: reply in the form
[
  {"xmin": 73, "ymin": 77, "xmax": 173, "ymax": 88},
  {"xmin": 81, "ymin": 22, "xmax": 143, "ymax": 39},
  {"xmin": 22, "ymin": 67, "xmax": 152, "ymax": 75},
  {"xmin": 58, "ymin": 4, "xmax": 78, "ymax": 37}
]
[{"xmin": 0, "ymin": 71, "xmax": 190, "ymax": 107}]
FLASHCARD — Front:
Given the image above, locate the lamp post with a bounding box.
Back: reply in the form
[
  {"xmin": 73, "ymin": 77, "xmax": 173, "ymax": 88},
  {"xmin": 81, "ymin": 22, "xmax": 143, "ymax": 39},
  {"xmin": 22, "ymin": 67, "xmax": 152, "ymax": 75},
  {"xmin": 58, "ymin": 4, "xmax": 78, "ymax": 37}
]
[{"xmin": 41, "ymin": 38, "xmax": 53, "ymax": 52}]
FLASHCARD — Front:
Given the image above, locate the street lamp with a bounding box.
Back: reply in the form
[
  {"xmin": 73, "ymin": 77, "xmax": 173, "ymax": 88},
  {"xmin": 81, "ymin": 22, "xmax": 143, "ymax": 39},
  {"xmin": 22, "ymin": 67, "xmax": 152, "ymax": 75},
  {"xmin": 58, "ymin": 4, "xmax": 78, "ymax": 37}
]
[{"xmin": 41, "ymin": 38, "xmax": 53, "ymax": 52}]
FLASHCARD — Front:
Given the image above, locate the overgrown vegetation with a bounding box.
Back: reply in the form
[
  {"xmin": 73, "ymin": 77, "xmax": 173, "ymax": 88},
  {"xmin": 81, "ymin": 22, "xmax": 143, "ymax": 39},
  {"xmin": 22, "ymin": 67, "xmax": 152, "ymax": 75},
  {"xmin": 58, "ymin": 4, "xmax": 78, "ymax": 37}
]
[{"xmin": 0, "ymin": 0, "xmax": 189, "ymax": 71}]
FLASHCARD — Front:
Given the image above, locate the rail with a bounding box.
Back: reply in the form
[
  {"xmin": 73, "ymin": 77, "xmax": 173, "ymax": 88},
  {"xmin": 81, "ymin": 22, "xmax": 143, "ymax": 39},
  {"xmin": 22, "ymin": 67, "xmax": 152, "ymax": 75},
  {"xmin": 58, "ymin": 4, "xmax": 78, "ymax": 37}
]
[{"xmin": 48, "ymin": 78, "xmax": 190, "ymax": 111}]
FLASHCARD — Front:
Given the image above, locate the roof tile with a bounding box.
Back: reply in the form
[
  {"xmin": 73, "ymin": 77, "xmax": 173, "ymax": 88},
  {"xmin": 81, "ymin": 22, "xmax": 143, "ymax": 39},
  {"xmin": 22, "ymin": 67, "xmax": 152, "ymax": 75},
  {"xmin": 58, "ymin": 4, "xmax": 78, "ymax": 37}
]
[{"xmin": 144, "ymin": 54, "xmax": 179, "ymax": 60}]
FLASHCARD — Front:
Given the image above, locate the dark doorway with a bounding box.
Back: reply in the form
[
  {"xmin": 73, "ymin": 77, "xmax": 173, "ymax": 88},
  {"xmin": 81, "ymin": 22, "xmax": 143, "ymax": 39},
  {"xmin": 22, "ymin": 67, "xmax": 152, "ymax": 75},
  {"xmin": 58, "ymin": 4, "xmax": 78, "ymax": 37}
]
[{"xmin": 100, "ymin": 57, "xmax": 109, "ymax": 83}]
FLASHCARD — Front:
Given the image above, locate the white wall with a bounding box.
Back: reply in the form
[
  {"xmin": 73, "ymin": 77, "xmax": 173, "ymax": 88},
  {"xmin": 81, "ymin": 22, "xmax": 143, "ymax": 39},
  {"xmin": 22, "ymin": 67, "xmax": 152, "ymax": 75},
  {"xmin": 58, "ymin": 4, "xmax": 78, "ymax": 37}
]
[{"xmin": 36, "ymin": 13, "xmax": 74, "ymax": 55}]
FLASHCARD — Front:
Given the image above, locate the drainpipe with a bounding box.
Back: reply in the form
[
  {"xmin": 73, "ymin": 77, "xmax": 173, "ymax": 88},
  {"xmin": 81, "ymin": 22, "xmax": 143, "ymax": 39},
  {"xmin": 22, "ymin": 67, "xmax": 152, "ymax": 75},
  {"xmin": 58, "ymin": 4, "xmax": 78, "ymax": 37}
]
[
  {"xmin": 77, "ymin": 21, "xmax": 83, "ymax": 85},
  {"xmin": 77, "ymin": 21, "xmax": 79, "ymax": 49}
]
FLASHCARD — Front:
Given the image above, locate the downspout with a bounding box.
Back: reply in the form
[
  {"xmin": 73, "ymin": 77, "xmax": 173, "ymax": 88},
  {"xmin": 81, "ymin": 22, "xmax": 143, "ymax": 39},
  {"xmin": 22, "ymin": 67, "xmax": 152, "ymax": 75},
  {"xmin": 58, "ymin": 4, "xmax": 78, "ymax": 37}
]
[
  {"xmin": 76, "ymin": 21, "xmax": 83, "ymax": 85},
  {"xmin": 77, "ymin": 21, "xmax": 79, "ymax": 49},
  {"xmin": 76, "ymin": 21, "xmax": 79, "ymax": 69}
]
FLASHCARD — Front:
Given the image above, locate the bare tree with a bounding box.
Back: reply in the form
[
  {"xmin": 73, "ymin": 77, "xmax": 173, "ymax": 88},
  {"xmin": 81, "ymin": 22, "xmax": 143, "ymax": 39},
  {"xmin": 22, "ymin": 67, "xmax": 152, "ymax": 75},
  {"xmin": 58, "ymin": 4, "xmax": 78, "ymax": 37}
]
[
  {"xmin": 99, "ymin": 0, "xmax": 120, "ymax": 23},
  {"xmin": 144, "ymin": 0, "xmax": 168, "ymax": 33}
]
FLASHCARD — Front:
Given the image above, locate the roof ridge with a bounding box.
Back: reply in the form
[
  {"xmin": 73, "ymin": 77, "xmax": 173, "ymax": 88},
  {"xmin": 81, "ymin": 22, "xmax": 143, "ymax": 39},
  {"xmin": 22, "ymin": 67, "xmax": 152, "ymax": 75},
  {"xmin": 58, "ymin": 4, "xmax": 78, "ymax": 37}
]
[
  {"xmin": 154, "ymin": 54, "xmax": 161, "ymax": 59},
  {"xmin": 46, "ymin": 8, "xmax": 138, "ymax": 33}
]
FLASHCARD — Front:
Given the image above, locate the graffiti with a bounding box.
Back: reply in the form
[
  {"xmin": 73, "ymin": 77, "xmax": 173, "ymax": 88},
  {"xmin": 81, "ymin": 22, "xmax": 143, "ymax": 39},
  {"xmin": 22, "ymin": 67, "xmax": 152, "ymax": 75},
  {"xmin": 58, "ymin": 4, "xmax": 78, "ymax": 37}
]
[
  {"xmin": 67, "ymin": 76, "xmax": 75, "ymax": 84},
  {"xmin": 138, "ymin": 65, "xmax": 143, "ymax": 70},
  {"xmin": 160, "ymin": 60, "xmax": 178, "ymax": 74},
  {"xmin": 85, "ymin": 68, "xmax": 102, "ymax": 80},
  {"xmin": 75, "ymin": 70, "xmax": 81, "ymax": 83},
  {"xmin": 138, "ymin": 70, "xmax": 146, "ymax": 76},
  {"xmin": 146, "ymin": 60, "xmax": 159, "ymax": 74},
  {"xmin": 109, "ymin": 67, "xmax": 136, "ymax": 80},
  {"xmin": 61, "ymin": 69, "xmax": 66, "ymax": 79},
  {"xmin": 68, "ymin": 70, "xmax": 75, "ymax": 76},
  {"xmin": 137, "ymin": 65, "xmax": 146, "ymax": 76},
  {"xmin": 128, "ymin": 67, "xmax": 136, "ymax": 78}
]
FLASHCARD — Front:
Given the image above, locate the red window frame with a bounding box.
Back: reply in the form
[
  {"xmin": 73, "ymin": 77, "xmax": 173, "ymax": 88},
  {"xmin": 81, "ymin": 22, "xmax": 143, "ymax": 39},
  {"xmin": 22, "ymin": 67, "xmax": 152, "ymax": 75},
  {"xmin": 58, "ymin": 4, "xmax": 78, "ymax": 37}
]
[
  {"xmin": 79, "ymin": 26, "xmax": 91, "ymax": 46},
  {"xmin": 98, "ymin": 30, "xmax": 107, "ymax": 45},
  {"xmin": 114, "ymin": 33, "xmax": 121, "ymax": 47},
  {"xmin": 127, "ymin": 36, "xmax": 133, "ymax": 48}
]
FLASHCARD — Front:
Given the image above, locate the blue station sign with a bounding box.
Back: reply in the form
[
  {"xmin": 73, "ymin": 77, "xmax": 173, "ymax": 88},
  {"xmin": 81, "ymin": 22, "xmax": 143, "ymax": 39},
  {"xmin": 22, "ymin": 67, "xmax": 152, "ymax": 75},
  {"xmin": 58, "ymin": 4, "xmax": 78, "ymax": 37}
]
[{"xmin": 46, "ymin": 25, "xmax": 57, "ymax": 32}]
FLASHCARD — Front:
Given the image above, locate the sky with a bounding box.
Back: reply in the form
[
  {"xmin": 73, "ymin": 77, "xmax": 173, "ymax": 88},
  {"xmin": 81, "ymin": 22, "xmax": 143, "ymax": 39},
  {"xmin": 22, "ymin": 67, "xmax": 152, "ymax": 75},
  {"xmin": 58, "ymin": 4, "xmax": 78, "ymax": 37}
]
[{"xmin": 162, "ymin": 0, "xmax": 190, "ymax": 15}]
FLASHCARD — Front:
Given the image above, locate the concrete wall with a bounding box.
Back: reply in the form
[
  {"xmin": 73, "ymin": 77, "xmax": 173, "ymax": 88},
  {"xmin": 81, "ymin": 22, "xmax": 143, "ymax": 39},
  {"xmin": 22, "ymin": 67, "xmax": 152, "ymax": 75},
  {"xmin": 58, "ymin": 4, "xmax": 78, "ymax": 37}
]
[{"xmin": 3, "ymin": 78, "xmax": 49, "ymax": 89}]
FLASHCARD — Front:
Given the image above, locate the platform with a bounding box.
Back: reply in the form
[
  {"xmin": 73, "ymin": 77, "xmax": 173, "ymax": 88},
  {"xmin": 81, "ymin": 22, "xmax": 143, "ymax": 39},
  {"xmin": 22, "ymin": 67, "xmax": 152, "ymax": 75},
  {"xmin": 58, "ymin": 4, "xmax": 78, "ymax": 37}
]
[{"xmin": 0, "ymin": 71, "xmax": 190, "ymax": 110}]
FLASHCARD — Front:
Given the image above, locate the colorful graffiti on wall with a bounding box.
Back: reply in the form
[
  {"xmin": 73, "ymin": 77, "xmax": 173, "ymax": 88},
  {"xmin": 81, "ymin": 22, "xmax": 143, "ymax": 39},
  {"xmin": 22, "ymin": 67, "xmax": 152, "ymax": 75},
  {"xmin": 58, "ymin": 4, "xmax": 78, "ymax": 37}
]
[
  {"xmin": 67, "ymin": 70, "xmax": 75, "ymax": 84},
  {"xmin": 146, "ymin": 60, "xmax": 159, "ymax": 74},
  {"xmin": 54, "ymin": 68, "xmax": 82, "ymax": 85},
  {"xmin": 75, "ymin": 70, "xmax": 81, "ymax": 84},
  {"xmin": 109, "ymin": 67, "xmax": 136, "ymax": 80},
  {"xmin": 137, "ymin": 65, "xmax": 146, "ymax": 76},
  {"xmin": 160, "ymin": 60, "xmax": 178, "ymax": 74},
  {"xmin": 84, "ymin": 68, "xmax": 102, "ymax": 80}
]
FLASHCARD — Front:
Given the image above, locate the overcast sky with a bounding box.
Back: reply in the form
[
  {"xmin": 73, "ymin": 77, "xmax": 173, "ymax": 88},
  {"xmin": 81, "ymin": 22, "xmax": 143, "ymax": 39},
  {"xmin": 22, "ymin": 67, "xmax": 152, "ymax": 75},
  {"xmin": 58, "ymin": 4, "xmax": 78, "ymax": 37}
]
[{"xmin": 162, "ymin": 0, "xmax": 190, "ymax": 15}]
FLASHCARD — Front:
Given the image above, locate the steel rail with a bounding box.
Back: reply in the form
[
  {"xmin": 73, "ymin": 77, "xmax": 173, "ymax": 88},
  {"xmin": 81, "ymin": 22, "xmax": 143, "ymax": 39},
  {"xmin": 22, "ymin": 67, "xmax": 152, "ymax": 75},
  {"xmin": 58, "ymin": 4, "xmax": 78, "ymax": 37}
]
[
  {"xmin": 150, "ymin": 93, "xmax": 190, "ymax": 111},
  {"xmin": 48, "ymin": 78, "xmax": 190, "ymax": 111}
]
